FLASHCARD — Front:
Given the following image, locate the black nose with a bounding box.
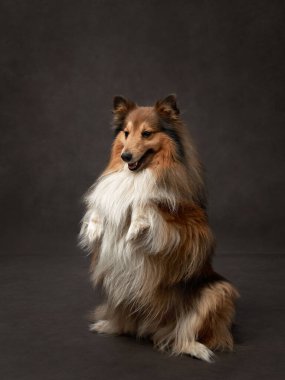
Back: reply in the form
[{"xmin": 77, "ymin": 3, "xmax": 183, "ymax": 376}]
[{"xmin": 121, "ymin": 152, "xmax": 133, "ymax": 162}]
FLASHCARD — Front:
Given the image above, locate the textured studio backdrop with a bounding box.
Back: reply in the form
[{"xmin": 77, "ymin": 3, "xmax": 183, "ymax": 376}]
[
  {"xmin": 1, "ymin": 1, "xmax": 285, "ymax": 380},
  {"xmin": 1, "ymin": 1, "xmax": 284, "ymax": 255}
]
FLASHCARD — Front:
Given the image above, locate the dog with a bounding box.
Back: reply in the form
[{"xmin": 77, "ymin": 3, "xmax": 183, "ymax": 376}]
[{"xmin": 79, "ymin": 94, "xmax": 239, "ymax": 362}]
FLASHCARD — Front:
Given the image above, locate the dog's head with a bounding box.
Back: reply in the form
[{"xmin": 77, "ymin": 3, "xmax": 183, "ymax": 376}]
[{"xmin": 112, "ymin": 95, "xmax": 184, "ymax": 172}]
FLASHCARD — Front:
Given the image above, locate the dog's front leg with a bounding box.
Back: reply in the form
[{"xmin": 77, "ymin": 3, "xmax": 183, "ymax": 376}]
[
  {"xmin": 126, "ymin": 205, "xmax": 180, "ymax": 254},
  {"xmin": 80, "ymin": 209, "xmax": 104, "ymax": 248},
  {"xmin": 126, "ymin": 205, "xmax": 150, "ymax": 242}
]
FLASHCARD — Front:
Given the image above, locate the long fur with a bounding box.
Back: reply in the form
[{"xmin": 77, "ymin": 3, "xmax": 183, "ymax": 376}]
[{"xmin": 79, "ymin": 95, "xmax": 239, "ymax": 362}]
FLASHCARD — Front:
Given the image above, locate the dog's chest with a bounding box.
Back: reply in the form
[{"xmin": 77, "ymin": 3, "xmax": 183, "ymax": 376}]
[
  {"xmin": 90, "ymin": 168, "xmax": 155, "ymax": 227},
  {"xmin": 88, "ymin": 169, "xmax": 157, "ymax": 299}
]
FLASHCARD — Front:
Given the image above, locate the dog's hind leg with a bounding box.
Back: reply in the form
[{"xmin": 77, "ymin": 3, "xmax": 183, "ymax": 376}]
[
  {"xmin": 195, "ymin": 279, "xmax": 239, "ymax": 351},
  {"xmin": 171, "ymin": 312, "xmax": 215, "ymax": 362},
  {"xmin": 169, "ymin": 279, "xmax": 238, "ymax": 362},
  {"xmin": 150, "ymin": 311, "xmax": 214, "ymax": 362}
]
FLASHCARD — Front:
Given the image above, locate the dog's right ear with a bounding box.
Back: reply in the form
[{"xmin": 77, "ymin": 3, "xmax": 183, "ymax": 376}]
[
  {"xmin": 113, "ymin": 96, "xmax": 136, "ymax": 115},
  {"xmin": 112, "ymin": 96, "xmax": 136, "ymax": 135}
]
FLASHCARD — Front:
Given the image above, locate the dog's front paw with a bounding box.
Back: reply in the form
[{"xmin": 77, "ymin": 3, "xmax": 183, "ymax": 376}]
[
  {"xmin": 126, "ymin": 220, "xmax": 150, "ymax": 242},
  {"xmin": 85, "ymin": 216, "xmax": 103, "ymax": 243}
]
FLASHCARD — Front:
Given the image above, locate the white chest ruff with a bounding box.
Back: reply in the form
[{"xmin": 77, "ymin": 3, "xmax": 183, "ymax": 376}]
[
  {"xmin": 81, "ymin": 167, "xmax": 179, "ymax": 304},
  {"xmin": 89, "ymin": 167, "xmax": 156, "ymax": 228}
]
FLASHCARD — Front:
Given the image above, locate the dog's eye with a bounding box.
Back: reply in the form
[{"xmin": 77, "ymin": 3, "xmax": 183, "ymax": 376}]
[
  {"xmin": 141, "ymin": 131, "xmax": 152, "ymax": 138},
  {"xmin": 124, "ymin": 131, "xmax": 129, "ymax": 138}
]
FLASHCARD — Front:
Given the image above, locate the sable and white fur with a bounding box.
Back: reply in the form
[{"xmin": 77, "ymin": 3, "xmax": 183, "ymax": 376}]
[{"xmin": 79, "ymin": 95, "xmax": 239, "ymax": 362}]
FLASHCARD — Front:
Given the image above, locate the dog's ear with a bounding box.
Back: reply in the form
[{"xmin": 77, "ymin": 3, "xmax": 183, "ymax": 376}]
[
  {"xmin": 113, "ymin": 96, "xmax": 136, "ymax": 115},
  {"xmin": 155, "ymin": 94, "xmax": 180, "ymax": 118},
  {"xmin": 112, "ymin": 96, "xmax": 136, "ymax": 135}
]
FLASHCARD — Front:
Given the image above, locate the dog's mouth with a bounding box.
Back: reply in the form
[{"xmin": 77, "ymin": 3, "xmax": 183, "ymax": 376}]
[{"xmin": 128, "ymin": 149, "xmax": 154, "ymax": 172}]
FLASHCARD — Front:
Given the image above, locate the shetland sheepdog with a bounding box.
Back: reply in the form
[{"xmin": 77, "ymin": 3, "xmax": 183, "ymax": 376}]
[{"xmin": 79, "ymin": 94, "xmax": 239, "ymax": 362}]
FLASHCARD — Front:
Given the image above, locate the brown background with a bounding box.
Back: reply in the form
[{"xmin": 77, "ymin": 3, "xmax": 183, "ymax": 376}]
[{"xmin": 1, "ymin": 1, "xmax": 285, "ymax": 379}]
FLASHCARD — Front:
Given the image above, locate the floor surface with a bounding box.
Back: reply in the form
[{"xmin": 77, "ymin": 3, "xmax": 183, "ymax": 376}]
[{"xmin": 1, "ymin": 237, "xmax": 284, "ymax": 380}]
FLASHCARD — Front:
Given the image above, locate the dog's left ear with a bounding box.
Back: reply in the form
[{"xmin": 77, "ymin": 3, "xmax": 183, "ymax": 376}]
[{"xmin": 155, "ymin": 94, "xmax": 180, "ymax": 118}]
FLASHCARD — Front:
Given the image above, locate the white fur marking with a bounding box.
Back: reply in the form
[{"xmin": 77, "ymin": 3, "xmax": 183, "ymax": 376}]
[
  {"xmin": 184, "ymin": 341, "xmax": 215, "ymax": 363},
  {"xmin": 90, "ymin": 320, "xmax": 118, "ymax": 334},
  {"xmin": 80, "ymin": 168, "xmax": 180, "ymax": 306}
]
